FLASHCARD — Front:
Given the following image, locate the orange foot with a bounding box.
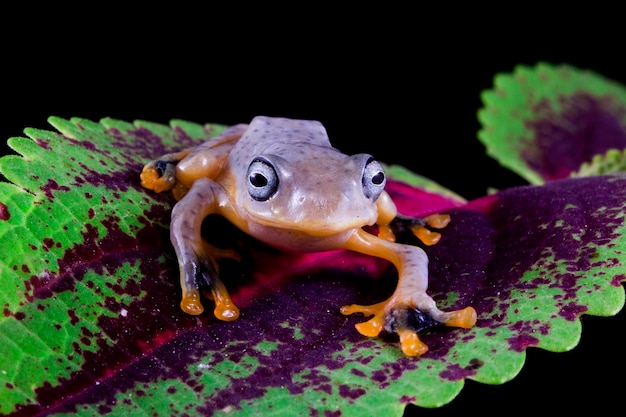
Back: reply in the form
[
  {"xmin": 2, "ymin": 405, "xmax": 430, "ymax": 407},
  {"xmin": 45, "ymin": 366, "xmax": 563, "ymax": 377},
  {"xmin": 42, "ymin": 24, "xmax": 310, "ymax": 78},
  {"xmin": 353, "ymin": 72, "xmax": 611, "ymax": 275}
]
[
  {"xmin": 410, "ymin": 213, "xmax": 451, "ymax": 246},
  {"xmin": 341, "ymin": 301, "xmax": 476, "ymax": 357},
  {"xmin": 140, "ymin": 163, "xmax": 176, "ymax": 193},
  {"xmin": 181, "ymin": 281, "xmax": 240, "ymax": 322},
  {"xmin": 180, "ymin": 245, "xmax": 242, "ymax": 319},
  {"xmin": 384, "ymin": 213, "xmax": 452, "ymax": 246}
]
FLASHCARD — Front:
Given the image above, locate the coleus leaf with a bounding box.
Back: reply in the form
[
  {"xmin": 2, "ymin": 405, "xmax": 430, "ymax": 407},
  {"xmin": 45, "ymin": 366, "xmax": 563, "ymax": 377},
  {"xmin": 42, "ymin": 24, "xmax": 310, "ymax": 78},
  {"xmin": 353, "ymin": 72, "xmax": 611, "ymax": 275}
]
[
  {"xmin": 1, "ymin": 117, "xmax": 625, "ymax": 417},
  {"xmin": 572, "ymin": 147, "xmax": 626, "ymax": 177},
  {"xmin": 478, "ymin": 62, "xmax": 626, "ymax": 185}
]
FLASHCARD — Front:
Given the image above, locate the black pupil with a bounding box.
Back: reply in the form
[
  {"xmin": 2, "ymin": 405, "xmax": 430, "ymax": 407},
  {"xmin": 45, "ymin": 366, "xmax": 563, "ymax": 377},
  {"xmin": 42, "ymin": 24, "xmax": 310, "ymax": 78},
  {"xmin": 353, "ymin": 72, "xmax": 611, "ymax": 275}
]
[
  {"xmin": 372, "ymin": 171, "xmax": 384, "ymax": 185},
  {"xmin": 250, "ymin": 173, "xmax": 268, "ymax": 187}
]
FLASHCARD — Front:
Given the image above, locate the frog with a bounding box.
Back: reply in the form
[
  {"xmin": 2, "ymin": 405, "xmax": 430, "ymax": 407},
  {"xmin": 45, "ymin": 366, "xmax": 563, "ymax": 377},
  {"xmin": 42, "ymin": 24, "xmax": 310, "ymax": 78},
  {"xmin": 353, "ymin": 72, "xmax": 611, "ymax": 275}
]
[{"xmin": 140, "ymin": 116, "xmax": 476, "ymax": 356}]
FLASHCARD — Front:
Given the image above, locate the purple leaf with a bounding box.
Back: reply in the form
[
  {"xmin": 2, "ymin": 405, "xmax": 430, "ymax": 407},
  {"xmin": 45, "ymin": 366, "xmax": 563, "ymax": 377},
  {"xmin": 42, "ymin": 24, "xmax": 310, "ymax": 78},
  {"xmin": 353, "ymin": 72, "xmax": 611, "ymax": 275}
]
[
  {"xmin": 1, "ymin": 117, "xmax": 625, "ymax": 416},
  {"xmin": 478, "ymin": 62, "xmax": 626, "ymax": 184}
]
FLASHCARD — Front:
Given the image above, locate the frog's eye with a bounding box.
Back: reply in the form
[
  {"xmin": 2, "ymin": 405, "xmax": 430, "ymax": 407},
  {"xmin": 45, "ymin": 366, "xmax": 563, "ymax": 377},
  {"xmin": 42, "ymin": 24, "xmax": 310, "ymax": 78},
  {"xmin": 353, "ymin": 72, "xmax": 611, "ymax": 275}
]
[
  {"xmin": 247, "ymin": 157, "xmax": 279, "ymax": 201},
  {"xmin": 362, "ymin": 157, "xmax": 386, "ymax": 200}
]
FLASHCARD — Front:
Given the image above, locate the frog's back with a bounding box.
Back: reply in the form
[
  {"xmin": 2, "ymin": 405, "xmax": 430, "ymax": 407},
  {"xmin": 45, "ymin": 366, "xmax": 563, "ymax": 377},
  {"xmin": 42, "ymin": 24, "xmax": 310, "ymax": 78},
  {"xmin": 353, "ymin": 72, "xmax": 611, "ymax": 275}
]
[{"xmin": 230, "ymin": 116, "xmax": 332, "ymax": 160}]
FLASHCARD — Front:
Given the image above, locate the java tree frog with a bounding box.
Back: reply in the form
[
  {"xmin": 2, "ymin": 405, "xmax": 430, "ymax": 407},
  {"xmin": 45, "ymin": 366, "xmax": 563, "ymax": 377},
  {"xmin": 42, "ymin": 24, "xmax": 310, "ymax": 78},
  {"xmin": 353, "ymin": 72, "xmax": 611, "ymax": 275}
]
[{"xmin": 140, "ymin": 116, "xmax": 476, "ymax": 356}]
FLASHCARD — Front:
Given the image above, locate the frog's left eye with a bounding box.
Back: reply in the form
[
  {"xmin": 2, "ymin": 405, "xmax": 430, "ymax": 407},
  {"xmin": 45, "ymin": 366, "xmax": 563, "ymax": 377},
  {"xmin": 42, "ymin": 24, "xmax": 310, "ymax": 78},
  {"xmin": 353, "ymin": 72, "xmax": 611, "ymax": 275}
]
[
  {"xmin": 247, "ymin": 157, "xmax": 279, "ymax": 201},
  {"xmin": 362, "ymin": 157, "xmax": 386, "ymax": 200}
]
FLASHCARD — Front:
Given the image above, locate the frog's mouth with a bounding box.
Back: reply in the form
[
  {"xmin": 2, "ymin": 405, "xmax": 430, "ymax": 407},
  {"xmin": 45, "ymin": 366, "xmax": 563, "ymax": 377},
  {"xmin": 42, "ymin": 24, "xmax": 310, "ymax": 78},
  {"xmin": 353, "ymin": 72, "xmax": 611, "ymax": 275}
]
[
  {"xmin": 244, "ymin": 209, "xmax": 379, "ymax": 238},
  {"xmin": 240, "ymin": 215, "xmax": 372, "ymax": 252}
]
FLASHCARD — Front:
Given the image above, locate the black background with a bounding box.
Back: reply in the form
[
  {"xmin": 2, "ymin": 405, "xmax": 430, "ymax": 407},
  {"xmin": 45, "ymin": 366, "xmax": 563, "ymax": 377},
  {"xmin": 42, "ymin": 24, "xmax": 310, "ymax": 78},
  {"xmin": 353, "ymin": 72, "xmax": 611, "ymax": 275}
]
[{"xmin": 2, "ymin": 8, "xmax": 624, "ymax": 416}]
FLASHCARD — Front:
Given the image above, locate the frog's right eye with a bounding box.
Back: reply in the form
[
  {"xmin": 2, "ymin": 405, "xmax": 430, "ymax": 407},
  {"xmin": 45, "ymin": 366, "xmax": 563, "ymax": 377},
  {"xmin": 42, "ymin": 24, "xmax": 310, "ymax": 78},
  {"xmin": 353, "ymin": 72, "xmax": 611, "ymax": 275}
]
[{"xmin": 247, "ymin": 157, "xmax": 279, "ymax": 201}]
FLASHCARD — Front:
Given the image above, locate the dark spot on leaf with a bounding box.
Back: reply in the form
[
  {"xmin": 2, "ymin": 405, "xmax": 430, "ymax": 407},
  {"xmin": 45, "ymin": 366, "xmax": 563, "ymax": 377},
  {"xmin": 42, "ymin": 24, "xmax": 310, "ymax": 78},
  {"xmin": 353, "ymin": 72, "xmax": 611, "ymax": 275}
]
[
  {"xmin": 399, "ymin": 395, "xmax": 416, "ymax": 404},
  {"xmin": 0, "ymin": 202, "xmax": 10, "ymax": 220},
  {"xmin": 559, "ymin": 302, "xmax": 588, "ymax": 321},
  {"xmin": 338, "ymin": 384, "xmax": 366, "ymax": 401},
  {"xmin": 36, "ymin": 138, "xmax": 52, "ymax": 150},
  {"xmin": 41, "ymin": 178, "xmax": 70, "ymax": 200},
  {"xmin": 612, "ymin": 274, "xmax": 626, "ymax": 286},
  {"xmin": 507, "ymin": 334, "xmax": 540, "ymax": 352},
  {"xmin": 68, "ymin": 309, "xmax": 79, "ymax": 326},
  {"xmin": 440, "ymin": 362, "xmax": 480, "ymax": 381},
  {"xmin": 468, "ymin": 358, "xmax": 483, "ymax": 369},
  {"xmin": 76, "ymin": 165, "xmax": 138, "ymax": 194}
]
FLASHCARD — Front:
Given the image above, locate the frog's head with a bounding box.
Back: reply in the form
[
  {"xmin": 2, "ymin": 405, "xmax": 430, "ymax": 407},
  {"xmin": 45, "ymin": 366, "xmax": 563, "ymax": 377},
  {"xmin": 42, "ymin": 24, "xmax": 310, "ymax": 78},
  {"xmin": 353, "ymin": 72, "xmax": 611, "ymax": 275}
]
[{"xmin": 236, "ymin": 146, "xmax": 386, "ymax": 236}]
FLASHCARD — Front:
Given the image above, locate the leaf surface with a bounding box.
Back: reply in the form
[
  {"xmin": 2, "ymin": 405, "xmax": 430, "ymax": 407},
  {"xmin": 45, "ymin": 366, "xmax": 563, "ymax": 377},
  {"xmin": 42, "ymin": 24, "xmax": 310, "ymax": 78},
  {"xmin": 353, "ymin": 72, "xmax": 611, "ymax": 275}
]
[
  {"xmin": 0, "ymin": 117, "xmax": 625, "ymax": 417},
  {"xmin": 478, "ymin": 62, "xmax": 626, "ymax": 184}
]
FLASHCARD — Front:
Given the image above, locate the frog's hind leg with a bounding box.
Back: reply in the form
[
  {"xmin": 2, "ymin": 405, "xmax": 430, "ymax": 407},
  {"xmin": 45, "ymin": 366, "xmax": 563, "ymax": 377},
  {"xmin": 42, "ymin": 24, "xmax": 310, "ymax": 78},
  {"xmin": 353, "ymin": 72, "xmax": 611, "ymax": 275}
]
[{"xmin": 140, "ymin": 149, "xmax": 193, "ymax": 193}]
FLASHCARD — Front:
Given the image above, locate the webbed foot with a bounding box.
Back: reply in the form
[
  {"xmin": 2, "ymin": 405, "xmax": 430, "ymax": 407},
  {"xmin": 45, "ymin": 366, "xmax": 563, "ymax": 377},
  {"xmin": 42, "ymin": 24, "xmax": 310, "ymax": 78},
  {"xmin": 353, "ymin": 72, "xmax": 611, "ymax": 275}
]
[
  {"xmin": 180, "ymin": 286, "xmax": 240, "ymax": 321},
  {"xmin": 179, "ymin": 246, "xmax": 242, "ymax": 320},
  {"xmin": 140, "ymin": 160, "xmax": 177, "ymax": 193},
  {"xmin": 386, "ymin": 213, "xmax": 451, "ymax": 246},
  {"xmin": 412, "ymin": 214, "xmax": 450, "ymax": 246},
  {"xmin": 341, "ymin": 298, "xmax": 476, "ymax": 356}
]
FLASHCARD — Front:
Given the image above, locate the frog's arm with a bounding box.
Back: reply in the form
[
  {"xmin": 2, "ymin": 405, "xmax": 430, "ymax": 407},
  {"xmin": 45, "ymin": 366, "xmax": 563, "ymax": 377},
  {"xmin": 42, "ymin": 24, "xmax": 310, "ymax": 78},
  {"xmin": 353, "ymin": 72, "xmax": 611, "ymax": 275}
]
[
  {"xmin": 340, "ymin": 229, "xmax": 476, "ymax": 356},
  {"xmin": 174, "ymin": 124, "xmax": 248, "ymax": 189},
  {"xmin": 140, "ymin": 124, "xmax": 247, "ymax": 199},
  {"xmin": 374, "ymin": 191, "xmax": 451, "ymax": 246},
  {"xmin": 170, "ymin": 177, "xmax": 240, "ymax": 320}
]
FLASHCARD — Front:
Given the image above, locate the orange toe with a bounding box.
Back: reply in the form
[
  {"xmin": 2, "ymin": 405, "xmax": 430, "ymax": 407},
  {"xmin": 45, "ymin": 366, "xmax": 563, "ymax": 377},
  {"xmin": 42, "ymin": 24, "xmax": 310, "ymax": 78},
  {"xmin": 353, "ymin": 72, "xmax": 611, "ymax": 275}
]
[
  {"xmin": 444, "ymin": 307, "xmax": 477, "ymax": 328},
  {"xmin": 424, "ymin": 213, "xmax": 451, "ymax": 229},
  {"xmin": 398, "ymin": 329, "xmax": 429, "ymax": 356},
  {"xmin": 410, "ymin": 225, "xmax": 442, "ymax": 246},
  {"xmin": 180, "ymin": 290, "xmax": 204, "ymax": 315}
]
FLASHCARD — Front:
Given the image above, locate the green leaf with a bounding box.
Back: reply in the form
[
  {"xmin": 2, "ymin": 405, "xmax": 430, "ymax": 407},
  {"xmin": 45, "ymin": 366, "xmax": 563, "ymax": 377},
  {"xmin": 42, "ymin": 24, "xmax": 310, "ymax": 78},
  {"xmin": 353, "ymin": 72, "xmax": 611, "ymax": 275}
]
[
  {"xmin": 477, "ymin": 62, "xmax": 626, "ymax": 184},
  {"xmin": 1, "ymin": 117, "xmax": 625, "ymax": 417},
  {"xmin": 572, "ymin": 147, "xmax": 626, "ymax": 177}
]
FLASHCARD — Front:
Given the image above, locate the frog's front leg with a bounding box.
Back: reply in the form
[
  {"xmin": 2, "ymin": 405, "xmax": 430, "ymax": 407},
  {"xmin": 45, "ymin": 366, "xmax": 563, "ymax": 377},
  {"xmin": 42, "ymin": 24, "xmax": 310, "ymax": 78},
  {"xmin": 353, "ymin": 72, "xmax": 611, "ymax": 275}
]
[
  {"xmin": 340, "ymin": 229, "xmax": 476, "ymax": 356},
  {"xmin": 140, "ymin": 124, "xmax": 247, "ymax": 199},
  {"xmin": 170, "ymin": 177, "xmax": 240, "ymax": 321}
]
